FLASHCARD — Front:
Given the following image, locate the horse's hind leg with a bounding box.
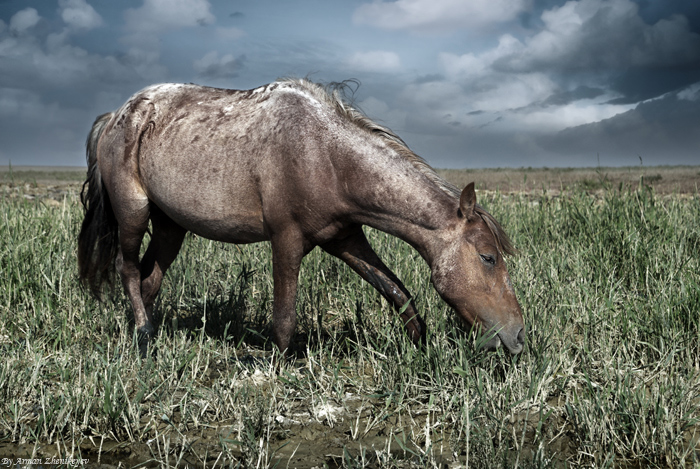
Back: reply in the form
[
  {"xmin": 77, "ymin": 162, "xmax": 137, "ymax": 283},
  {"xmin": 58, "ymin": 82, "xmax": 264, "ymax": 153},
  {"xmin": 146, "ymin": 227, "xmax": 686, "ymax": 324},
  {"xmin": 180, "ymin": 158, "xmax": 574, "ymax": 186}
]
[
  {"xmin": 321, "ymin": 226, "xmax": 426, "ymax": 344},
  {"xmin": 113, "ymin": 201, "xmax": 153, "ymax": 356},
  {"xmin": 117, "ymin": 205, "xmax": 185, "ymax": 357},
  {"xmin": 139, "ymin": 206, "xmax": 186, "ymax": 320}
]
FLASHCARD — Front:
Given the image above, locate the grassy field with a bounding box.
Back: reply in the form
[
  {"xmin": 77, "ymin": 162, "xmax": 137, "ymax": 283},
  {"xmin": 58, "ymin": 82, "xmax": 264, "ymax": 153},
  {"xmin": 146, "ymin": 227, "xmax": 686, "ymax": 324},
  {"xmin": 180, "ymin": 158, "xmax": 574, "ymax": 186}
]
[{"xmin": 0, "ymin": 169, "xmax": 699, "ymax": 467}]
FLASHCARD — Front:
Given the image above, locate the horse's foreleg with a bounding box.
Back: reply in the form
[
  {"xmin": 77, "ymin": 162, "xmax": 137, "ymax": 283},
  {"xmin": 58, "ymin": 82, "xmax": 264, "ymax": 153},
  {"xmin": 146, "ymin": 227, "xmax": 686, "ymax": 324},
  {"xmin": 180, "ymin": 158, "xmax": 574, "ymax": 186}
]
[
  {"xmin": 270, "ymin": 231, "xmax": 307, "ymax": 357},
  {"xmin": 139, "ymin": 207, "xmax": 186, "ymax": 315},
  {"xmin": 321, "ymin": 227, "xmax": 426, "ymax": 344}
]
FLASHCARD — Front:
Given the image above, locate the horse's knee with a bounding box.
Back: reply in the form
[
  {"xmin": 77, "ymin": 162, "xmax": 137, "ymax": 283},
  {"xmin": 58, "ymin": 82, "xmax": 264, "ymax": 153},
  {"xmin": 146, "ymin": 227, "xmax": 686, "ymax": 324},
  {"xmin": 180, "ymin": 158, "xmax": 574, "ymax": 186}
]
[{"xmin": 141, "ymin": 271, "xmax": 164, "ymax": 310}]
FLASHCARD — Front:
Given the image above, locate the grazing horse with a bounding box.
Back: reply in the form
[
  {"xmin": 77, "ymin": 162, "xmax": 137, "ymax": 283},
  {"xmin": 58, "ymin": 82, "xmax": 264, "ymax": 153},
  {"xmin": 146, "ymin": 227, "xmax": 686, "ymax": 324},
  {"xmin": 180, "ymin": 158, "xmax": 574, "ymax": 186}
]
[{"xmin": 78, "ymin": 79, "xmax": 525, "ymax": 357}]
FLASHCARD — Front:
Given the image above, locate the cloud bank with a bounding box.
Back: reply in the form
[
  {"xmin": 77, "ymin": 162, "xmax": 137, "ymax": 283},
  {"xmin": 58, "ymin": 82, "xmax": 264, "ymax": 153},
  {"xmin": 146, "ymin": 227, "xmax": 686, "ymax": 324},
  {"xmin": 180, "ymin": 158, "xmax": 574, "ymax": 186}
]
[
  {"xmin": 352, "ymin": 0, "xmax": 700, "ymax": 166},
  {"xmin": 0, "ymin": 0, "xmax": 697, "ymax": 167}
]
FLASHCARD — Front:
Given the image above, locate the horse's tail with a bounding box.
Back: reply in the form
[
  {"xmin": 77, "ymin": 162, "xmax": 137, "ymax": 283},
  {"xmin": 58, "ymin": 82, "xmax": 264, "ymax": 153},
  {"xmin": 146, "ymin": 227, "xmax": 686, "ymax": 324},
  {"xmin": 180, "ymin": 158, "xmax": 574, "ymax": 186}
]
[{"xmin": 78, "ymin": 112, "xmax": 117, "ymax": 298}]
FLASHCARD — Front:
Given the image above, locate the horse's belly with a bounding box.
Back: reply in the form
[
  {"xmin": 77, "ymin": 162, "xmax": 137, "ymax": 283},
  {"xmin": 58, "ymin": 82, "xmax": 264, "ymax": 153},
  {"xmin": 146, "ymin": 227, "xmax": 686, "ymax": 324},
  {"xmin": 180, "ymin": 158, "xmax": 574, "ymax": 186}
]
[
  {"xmin": 178, "ymin": 210, "xmax": 266, "ymax": 243},
  {"xmin": 146, "ymin": 175, "xmax": 267, "ymax": 243},
  {"xmin": 159, "ymin": 200, "xmax": 266, "ymax": 243}
]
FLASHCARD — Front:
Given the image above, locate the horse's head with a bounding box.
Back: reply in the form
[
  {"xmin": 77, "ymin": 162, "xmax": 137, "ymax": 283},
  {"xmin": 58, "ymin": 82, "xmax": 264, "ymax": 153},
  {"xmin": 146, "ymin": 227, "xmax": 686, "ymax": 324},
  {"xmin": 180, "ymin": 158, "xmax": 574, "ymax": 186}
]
[{"xmin": 431, "ymin": 183, "xmax": 525, "ymax": 354}]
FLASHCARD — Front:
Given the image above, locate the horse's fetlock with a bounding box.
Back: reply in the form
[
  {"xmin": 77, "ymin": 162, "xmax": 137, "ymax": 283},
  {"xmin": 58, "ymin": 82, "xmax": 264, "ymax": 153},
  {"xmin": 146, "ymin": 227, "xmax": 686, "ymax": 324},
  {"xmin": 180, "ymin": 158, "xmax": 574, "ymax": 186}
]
[
  {"xmin": 137, "ymin": 324, "xmax": 154, "ymax": 340},
  {"xmin": 137, "ymin": 324, "xmax": 155, "ymax": 358}
]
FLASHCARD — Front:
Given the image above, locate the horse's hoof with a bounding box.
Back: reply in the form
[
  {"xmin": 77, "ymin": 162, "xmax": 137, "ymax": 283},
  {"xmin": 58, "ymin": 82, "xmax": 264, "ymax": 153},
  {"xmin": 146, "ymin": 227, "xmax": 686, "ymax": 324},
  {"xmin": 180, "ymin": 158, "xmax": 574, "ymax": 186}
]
[{"xmin": 137, "ymin": 325, "xmax": 154, "ymax": 359}]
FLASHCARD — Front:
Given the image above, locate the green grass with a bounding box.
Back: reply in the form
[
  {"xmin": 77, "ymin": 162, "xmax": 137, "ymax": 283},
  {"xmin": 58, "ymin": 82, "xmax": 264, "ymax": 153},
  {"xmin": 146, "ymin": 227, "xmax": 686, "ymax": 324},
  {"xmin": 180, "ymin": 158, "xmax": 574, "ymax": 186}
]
[{"xmin": 0, "ymin": 184, "xmax": 699, "ymax": 467}]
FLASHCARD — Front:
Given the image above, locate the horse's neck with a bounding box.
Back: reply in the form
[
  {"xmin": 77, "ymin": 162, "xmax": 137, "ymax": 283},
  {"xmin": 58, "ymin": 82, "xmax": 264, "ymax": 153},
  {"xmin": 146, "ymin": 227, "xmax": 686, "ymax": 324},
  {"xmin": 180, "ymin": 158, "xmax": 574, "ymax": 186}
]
[{"xmin": 349, "ymin": 157, "xmax": 456, "ymax": 262}]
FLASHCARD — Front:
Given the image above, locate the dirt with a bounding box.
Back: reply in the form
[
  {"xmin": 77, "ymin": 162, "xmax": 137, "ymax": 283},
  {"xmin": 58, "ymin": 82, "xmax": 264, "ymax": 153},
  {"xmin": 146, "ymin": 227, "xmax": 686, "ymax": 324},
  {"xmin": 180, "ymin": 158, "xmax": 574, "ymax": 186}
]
[
  {"xmin": 0, "ymin": 396, "xmax": 572, "ymax": 469},
  {"xmin": 0, "ymin": 350, "xmax": 578, "ymax": 468},
  {"xmin": 1, "ymin": 166, "xmax": 85, "ymax": 206}
]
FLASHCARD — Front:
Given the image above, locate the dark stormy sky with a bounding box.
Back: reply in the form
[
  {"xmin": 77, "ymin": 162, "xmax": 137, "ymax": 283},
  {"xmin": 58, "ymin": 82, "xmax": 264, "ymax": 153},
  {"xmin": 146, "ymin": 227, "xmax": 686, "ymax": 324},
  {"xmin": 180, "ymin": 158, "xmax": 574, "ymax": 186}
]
[{"xmin": 0, "ymin": 0, "xmax": 698, "ymax": 168}]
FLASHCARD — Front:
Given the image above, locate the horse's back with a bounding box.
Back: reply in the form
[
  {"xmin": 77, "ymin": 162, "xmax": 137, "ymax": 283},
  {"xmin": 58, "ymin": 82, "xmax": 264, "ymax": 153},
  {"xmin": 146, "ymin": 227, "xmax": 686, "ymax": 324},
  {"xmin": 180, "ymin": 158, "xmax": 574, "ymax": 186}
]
[{"xmin": 98, "ymin": 81, "xmax": 350, "ymax": 244}]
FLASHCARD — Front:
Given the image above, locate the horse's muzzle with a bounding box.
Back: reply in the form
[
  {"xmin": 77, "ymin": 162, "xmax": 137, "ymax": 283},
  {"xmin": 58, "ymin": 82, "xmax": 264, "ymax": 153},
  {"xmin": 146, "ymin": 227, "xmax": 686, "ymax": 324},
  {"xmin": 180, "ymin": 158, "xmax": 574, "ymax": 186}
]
[
  {"xmin": 499, "ymin": 325, "xmax": 525, "ymax": 354},
  {"xmin": 480, "ymin": 324, "xmax": 525, "ymax": 354}
]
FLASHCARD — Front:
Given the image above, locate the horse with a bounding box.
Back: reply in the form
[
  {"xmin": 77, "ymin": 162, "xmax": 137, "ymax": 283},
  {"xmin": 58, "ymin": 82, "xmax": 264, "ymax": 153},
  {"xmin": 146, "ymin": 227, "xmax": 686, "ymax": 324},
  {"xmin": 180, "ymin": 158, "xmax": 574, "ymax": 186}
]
[{"xmin": 78, "ymin": 78, "xmax": 525, "ymax": 358}]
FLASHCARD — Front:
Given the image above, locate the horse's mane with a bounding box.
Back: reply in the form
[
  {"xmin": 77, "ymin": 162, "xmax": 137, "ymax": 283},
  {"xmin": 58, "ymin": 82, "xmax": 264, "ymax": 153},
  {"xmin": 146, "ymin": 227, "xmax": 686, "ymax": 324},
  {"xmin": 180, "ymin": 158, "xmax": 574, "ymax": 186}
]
[
  {"xmin": 279, "ymin": 78, "xmax": 461, "ymax": 197},
  {"xmin": 279, "ymin": 78, "xmax": 516, "ymax": 256}
]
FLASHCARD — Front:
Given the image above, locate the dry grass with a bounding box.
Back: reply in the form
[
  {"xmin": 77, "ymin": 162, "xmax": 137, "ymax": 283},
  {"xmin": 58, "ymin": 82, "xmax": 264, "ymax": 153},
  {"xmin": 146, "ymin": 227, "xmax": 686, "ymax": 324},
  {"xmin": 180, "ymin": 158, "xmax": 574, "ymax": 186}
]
[
  {"xmin": 0, "ymin": 167, "xmax": 699, "ymax": 467},
  {"xmin": 438, "ymin": 165, "xmax": 700, "ymax": 195}
]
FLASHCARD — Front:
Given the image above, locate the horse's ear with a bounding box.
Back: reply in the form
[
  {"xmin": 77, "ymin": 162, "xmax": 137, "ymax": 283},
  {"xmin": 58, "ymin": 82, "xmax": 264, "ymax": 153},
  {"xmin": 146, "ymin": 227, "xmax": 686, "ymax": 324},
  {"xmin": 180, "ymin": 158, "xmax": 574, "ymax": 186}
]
[{"xmin": 459, "ymin": 182, "xmax": 477, "ymax": 220}]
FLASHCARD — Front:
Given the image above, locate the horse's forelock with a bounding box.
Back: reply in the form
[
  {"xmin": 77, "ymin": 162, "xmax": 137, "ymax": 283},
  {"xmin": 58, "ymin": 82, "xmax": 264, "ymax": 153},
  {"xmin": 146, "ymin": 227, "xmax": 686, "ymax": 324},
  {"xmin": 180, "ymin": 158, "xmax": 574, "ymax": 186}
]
[{"xmin": 475, "ymin": 205, "xmax": 517, "ymax": 257}]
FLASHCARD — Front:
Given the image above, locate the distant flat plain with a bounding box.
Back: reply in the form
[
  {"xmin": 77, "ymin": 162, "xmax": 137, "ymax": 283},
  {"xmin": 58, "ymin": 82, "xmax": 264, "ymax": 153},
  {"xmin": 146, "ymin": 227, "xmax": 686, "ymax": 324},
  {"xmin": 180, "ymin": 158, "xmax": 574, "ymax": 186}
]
[
  {"xmin": 436, "ymin": 165, "xmax": 700, "ymax": 195},
  {"xmin": 1, "ymin": 164, "xmax": 698, "ymax": 195}
]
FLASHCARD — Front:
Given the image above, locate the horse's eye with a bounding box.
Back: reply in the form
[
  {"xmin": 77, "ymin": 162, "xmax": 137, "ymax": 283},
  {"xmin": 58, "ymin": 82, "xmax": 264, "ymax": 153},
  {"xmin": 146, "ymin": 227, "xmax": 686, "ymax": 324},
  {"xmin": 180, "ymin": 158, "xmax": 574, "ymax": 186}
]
[{"xmin": 480, "ymin": 254, "xmax": 495, "ymax": 265}]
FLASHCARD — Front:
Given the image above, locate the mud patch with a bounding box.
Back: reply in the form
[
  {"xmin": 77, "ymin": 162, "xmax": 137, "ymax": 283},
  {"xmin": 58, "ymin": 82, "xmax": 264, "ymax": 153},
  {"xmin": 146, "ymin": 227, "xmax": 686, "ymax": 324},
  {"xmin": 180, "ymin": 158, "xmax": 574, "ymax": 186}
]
[{"xmin": 0, "ymin": 388, "xmax": 580, "ymax": 468}]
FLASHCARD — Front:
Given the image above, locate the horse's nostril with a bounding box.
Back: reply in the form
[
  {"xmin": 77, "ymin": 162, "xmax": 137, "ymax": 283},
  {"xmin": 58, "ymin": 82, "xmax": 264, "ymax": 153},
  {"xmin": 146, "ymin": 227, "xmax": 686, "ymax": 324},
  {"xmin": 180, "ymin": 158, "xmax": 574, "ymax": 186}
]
[{"xmin": 516, "ymin": 327, "xmax": 526, "ymax": 345}]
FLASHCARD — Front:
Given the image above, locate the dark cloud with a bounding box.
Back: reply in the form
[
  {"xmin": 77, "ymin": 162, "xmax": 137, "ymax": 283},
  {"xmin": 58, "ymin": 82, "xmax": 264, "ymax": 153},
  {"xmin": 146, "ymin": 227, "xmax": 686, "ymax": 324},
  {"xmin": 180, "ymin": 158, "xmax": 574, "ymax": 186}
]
[
  {"xmin": 634, "ymin": 0, "xmax": 700, "ymax": 32},
  {"xmin": 607, "ymin": 68, "xmax": 700, "ymax": 104},
  {"xmin": 542, "ymin": 86, "xmax": 606, "ymax": 106},
  {"xmin": 496, "ymin": 0, "xmax": 700, "ymax": 103},
  {"xmin": 194, "ymin": 53, "xmax": 246, "ymax": 80},
  {"xmin": 230, "ymin": 11, "xmax": 244, "ymax": 19},
  {"xmin": 508, "ymin": 13, "xmax": 699, "ymax": 72},
  {"xmin": 518, "ymin": 0, "xmax": 564, "ymax": 29},
  {"xmin": 538, "ymin": 88, "xmax": 700, "ymax": 165},
  {"xmin": 476, "ymin": 116, "xmax": 503, "ymax": 129},
  {"xmin": 525, "ymin": 0, "xmax": 700, "ymax": 34},
  {"xmin": 0, "ymin": 10, "xmax": 158, "ymax": 106},
  {"xmin": 413, "ymin": 73, "xmax": 444, "ymax": 84}
]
